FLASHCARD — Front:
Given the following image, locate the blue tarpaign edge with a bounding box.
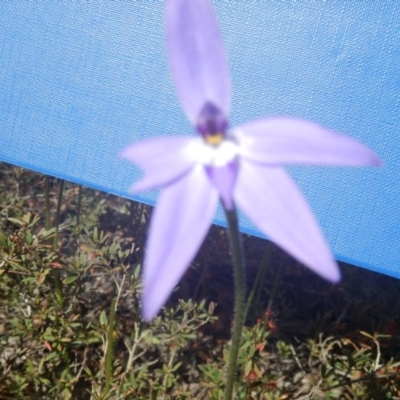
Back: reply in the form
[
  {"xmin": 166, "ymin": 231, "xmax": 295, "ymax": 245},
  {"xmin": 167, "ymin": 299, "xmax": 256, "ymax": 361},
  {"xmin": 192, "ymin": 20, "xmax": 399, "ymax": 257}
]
[{"xmin": 0, "ymin": 1, "xmax": 398, "ymax": 278}]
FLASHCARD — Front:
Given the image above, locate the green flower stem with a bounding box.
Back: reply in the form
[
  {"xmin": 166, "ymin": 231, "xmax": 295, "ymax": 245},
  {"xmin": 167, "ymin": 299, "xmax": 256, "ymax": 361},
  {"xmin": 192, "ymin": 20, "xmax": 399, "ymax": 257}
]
[
  {"xmin": 105, "ymin": 298, "xmax": 116, "ymax": 395},
  {"xmin": 44, "ymin": 176, "xmax": 51, "ymax": 230},
  {"xmin": 76, "ymin": 185, "xmax": 82, "ymax": 227},
  {"xmin": 267, "ymin": 256, "xmax": 284, "ymax": 312},
  {"xmin": 53, "ymin": 179, "xmax": 64, "ymax": 307},
  {"xmin": 244, "ymin": 242, "xmax": 271, "ymax": 321},
  {"xmin": 224, "ymin": 206, "xmax": 246, "ymax": 400},
  {"xmin": 44, "ymin": 176, "xmax": 64, "ymax": 307},
  {"xmin": 53, "ymin": 179, "xmax": 65, "ymax": 249}
]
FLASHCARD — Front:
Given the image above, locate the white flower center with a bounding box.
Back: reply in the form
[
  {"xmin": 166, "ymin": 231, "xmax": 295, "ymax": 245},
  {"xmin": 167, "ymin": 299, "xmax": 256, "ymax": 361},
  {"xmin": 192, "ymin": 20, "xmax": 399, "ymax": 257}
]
[{"xmin": 186, "ymin": 137, "xmax": 239, "ymax": 167}]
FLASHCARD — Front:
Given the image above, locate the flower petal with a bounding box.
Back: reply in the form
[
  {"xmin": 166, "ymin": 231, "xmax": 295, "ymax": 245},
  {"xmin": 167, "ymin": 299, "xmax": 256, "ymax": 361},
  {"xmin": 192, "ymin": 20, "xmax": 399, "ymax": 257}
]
[
  {"xmin": 142, "ymin": 165, "xmax": 218, "ymax": 321},
  {"xmin": 166, "ymin": 0, "xmax": 231, "ymax": 123},
  {"xmin": 234, "ymin": 118, "xmax": 381, "ymax": 166},
  {"xmin": 205, "ymin": 160, "xmax": 238, "ymax": 210},
  {"xmin": 119, "ymin": 136, "xmax": 196, "ymax": 192},
  {"xmin": 234, "ymin": 160, "xmax": 340, "ymax": 282}
]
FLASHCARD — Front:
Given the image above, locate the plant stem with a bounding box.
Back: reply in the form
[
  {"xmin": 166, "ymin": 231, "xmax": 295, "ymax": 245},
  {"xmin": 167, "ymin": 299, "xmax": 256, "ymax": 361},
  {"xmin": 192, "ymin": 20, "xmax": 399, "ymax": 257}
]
[
  {"xmin": 224, "ymin": 206, "xmax": 246, "ymax": 400},
  {"xmin": 244, "ymin": 242, "xmax": 272, "ymax": 321},
  {"xmin": 44, "ymin": 176, "xmax": 64, "ymax": 307},
  {"xmin": 53, "ymin": 179, "xmax": 64, "ymax": 307},
  {"xmin": 76, "ymin": 185, "xmax": 82, "ymax": 227},
  {"xmin": 53, "ymin": 179, "xmax": 65, "ymax": 249},
  {"xmin": 44, "ymin": 176, "xmax": 51, "ymax": 230},
  {"xmin": 105, "ymin": 298, "xmax": 116, "ymax": 395},
  {"xmin": 267, "ymin": 256, "xmax": 284, "ymax": 312}
]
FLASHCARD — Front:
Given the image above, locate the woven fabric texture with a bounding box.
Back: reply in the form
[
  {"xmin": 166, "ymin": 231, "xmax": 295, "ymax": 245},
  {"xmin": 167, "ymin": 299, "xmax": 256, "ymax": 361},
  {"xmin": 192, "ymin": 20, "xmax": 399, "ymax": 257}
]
[{"xmin": 0, "ymin": 1, "xmax": 398, "ymax": 277}]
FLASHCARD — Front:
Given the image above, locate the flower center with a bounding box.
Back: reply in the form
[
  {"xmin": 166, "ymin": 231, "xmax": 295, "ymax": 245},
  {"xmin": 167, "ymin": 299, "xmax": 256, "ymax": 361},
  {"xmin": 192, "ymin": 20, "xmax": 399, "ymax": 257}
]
[
  {"xmin": 205, "ymin": 133, "xmax": 224, "ymax": 146},
  {"xmin": 187, "ymin": 137, "xmax": 238, "ymax": 167},
  {"xmin": 196, "ymin": 102, "xmax": 227, "ymax": 146},
  {"xmin": 188, "ymin": 101, "xmax": 238, "ymax": 166}
]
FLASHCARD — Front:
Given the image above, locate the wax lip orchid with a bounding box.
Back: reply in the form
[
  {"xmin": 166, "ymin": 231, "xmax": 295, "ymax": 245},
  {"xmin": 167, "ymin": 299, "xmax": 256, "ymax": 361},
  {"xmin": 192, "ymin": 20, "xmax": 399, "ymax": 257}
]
[{"xmin": 120, "ymin": 0, "xmax": 381, "ymax": 321}]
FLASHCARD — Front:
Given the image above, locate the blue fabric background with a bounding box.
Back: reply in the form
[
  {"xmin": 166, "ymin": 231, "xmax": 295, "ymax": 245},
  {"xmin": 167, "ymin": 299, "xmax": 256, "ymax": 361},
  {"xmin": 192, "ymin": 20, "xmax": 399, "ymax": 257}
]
[{"xmin": 0, "ymin": 1, "xmax": 398, "ymax": 278}]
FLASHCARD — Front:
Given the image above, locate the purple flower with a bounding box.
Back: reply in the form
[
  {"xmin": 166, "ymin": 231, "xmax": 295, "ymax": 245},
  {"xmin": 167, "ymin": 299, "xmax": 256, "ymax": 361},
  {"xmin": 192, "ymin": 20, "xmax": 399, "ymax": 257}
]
[{"xmin": 120, "ymin": 0, "xmax": 381, "ymax": 321}]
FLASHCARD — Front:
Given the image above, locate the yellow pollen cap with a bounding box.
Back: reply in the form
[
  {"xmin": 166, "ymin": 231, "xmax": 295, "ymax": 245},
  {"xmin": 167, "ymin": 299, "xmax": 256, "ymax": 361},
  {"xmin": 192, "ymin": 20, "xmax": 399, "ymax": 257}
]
[{"xmin": 205, "ymin": 133, "xmax": 224, "ymax": 145}]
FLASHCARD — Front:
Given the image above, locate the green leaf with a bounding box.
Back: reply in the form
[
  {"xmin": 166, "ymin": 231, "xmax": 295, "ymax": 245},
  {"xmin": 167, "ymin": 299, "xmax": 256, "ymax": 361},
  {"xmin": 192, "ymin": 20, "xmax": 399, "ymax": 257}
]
[
  {"xmin": 7, "ymin": 217, "xmax": 24, "ymax": 226},
  {"xmin": 44, "ymin": 351, "xmax": 60, "ymax": 362},
  {"xmin": 100, "ymin": 310, "xmax": 107, "ymax": 326},
  {"xmin": 38, "ymin": 377, "xmax": 51, "ymax": 385},
  {"xmin": 22, "ymin": 213, "xmax": 31, "ymax": 224},
  {"xmin": 62, "ymin": 276, "xmax": 78, "ymax": 285}
]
